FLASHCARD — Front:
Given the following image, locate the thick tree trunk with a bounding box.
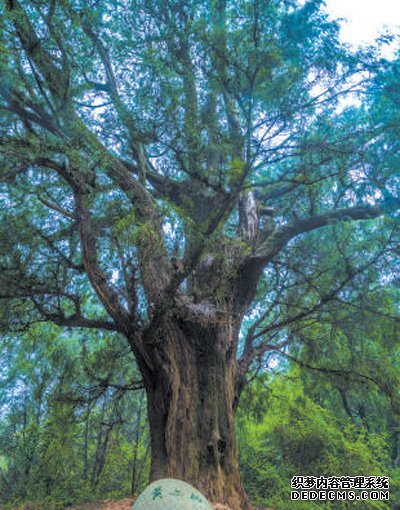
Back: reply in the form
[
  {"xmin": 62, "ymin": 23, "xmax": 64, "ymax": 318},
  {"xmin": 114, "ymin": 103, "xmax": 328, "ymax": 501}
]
[{"xmin": 139, "ymin": 316, "xmax": 249, "ymax": 510}]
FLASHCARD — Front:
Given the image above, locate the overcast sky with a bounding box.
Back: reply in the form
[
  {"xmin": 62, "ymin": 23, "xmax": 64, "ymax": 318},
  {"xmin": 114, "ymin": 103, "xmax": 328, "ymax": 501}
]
[{"xmin": 324, "ymin": 0, "xmax": 400, "ymax": 51}]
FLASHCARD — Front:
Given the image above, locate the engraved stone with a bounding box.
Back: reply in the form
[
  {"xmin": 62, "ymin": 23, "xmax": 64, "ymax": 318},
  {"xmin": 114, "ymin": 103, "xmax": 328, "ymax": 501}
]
[{"xmin": 132, "ymin": 478, "xmax": 214, "ymax": 510}]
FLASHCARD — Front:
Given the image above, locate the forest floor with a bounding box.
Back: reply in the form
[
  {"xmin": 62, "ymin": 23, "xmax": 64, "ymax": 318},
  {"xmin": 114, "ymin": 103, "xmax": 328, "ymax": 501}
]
[
  {"xmin": 69, "ymin": 500, "xmax": 275, "ymax": 510},
  {"xmin": 71, "ymin": 498, "xmax": 135, "ymax": 510},
  {"xmin": 1, "ymin": 498, "xmax": 275, "ymax": 510}
]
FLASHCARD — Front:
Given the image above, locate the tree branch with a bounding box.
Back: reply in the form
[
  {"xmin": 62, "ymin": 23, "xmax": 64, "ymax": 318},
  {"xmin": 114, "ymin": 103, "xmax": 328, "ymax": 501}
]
[
  {"xmin": 30, "ymin": 297, "xmax": 119, "ymax": 332},
  {"xmin": 6, "ymin": 0, "xmax": 69, "ymax": 100},
  {"xmin": 37, "ymin": 194, "xmax": 76, "ymax": 220},
  {"xmin": 239, "ymin": 337, "xmax": 292, "ymax": 375},
  {"xmin": 74, "ymin": 190, "xmax": 131, "ymax": 330},
  {"xmin": 254, "ymin": 202, "xmax": 395, "ymax": 264},
  {"xmin": 239, "ymin": 244, "xmax": 391, "ymax": 372},
  {"xmin": 46, "ymin": 313, "xmax": 119, "ymax": 332}
]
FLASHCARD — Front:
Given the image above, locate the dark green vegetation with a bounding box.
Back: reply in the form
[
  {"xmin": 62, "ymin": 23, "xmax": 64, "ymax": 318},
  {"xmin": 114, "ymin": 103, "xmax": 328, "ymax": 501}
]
[
  {"xmin": 0, "ymin": 0, "xmax": 399, "ymax": 508},
  {"xmin": 0, "ymin": 324, "xmax": 150, "ymax": 508}
]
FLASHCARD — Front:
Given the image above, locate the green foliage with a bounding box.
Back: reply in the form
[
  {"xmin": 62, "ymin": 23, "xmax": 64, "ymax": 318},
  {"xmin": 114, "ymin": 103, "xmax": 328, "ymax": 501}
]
[
  {"xmin": 0, "ymin": 324, "xmax": 149, "ymax": 508},
  {"xmin": 228, "ymin": 158, "xmax": 246, "ymax": 189},
  {"xmin": 0, "ymin": 0, "xmax": 399, "ymax": 508},
  {"xmin": 238, "ymin": 371, "xmax": 398, "ymax": 509}
]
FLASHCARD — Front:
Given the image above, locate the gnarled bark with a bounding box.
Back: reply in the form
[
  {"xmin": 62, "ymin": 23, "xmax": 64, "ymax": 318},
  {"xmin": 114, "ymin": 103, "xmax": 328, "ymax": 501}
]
[{"xmin": 139, "ymin": 315, "xmax": 249, "ymax": 510}]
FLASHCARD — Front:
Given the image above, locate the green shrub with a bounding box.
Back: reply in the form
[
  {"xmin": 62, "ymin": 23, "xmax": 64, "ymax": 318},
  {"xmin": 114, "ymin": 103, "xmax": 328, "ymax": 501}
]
[{"xmin": 238, "ymin": 370, "xmax": 398, "ymax": 509}]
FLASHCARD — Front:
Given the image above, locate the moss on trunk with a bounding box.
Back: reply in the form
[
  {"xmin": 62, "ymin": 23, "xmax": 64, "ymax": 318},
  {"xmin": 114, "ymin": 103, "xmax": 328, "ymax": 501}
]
[{"xmin": 141, "ymin": 317, "xmax": 249, "ymax": 510}]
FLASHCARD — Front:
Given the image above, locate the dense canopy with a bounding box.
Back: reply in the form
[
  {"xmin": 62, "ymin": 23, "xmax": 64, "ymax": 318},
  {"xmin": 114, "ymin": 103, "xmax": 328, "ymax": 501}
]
[{"xmin": 0, "ymin": 0, "xmax": 399, "ymax": 508}]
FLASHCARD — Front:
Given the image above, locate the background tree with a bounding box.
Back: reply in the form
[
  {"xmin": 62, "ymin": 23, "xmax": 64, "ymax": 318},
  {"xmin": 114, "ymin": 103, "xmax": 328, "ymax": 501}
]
[
  {"xmin": 0, "ymin": 0, "xmax": 399, "ymax": 507},
  {"xmin": 0, "ymin": 322, "xmax": 150, "ymax": 507}
]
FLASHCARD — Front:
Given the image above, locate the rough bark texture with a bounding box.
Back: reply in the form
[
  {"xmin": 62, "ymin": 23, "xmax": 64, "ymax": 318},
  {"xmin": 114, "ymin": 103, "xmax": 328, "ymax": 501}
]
[
  {"xmin": 140, "ymin": 316, "xmax": 248, "ymax": 510},
  {"xmin": 4, "ymin": 3, "xmax": 397, "ymax": 509}
]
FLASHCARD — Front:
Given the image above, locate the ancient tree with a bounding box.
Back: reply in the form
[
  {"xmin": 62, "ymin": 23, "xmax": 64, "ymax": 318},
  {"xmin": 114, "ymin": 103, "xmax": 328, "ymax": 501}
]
[{"xmin": 1, "ymin": 0, "xmax": 399, "ymax": 508}]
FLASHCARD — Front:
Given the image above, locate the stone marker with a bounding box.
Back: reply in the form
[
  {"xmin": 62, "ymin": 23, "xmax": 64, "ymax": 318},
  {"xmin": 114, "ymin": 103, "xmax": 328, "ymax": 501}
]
[{"xmin": 132, "ymin": 478, "xmax": 215, "ymax": 510}]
